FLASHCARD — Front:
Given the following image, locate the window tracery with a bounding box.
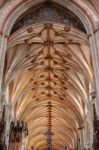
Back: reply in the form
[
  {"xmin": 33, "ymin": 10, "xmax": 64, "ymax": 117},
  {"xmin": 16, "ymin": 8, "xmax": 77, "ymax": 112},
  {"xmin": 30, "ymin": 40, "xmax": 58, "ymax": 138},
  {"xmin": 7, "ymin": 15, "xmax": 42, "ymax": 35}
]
[{"xmin": 11, "ymin": 3, "xmax": 86, "ymax": 34}]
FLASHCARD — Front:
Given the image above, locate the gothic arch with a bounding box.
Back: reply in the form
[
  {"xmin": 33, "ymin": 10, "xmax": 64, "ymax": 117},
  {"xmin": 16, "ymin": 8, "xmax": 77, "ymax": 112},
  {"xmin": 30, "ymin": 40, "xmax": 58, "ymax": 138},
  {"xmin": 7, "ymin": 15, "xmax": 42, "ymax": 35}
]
[{"xmin": 0, "ymin": 0, "xmax": 99, "ymax": 35}]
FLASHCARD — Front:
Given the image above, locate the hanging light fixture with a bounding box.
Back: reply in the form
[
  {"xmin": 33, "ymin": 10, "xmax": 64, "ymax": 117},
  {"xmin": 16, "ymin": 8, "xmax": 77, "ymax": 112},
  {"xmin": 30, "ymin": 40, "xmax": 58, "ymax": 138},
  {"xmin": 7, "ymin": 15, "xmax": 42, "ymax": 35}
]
[
  {"xmin": 64, "ymin": 145, "xmax": 67, "ymax": 150},
  {"xmin": 45, "ymin": 102, "xmax": 54, "ymax": 150}
]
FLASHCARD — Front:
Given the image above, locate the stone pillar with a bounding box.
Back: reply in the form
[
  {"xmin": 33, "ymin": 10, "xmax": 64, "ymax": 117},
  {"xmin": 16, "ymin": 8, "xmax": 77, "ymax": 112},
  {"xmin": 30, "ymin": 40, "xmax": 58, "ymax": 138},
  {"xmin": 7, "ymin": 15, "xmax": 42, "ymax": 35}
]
[
  {"xmin": 88, "ymin": 112, "xmax": 93, "ymax": 150},
  {"xmin": 0, "ymin": 35, "xmax": 8, "ymax": 98},
  {"xmin": 2, "ymin": 85, "xmax": 11, "ymax": 150},
  {"xmin": 78, "ymin": 128, "xmax": 84, "ymax": 150},
  {"xmin": 21, "ymin": 136, "xmax": 28, "ymax": 150},
  {"xmin": 5, "ymin": 106, "xmax": 11, "ymax": 150},
  {"xmin": 89, "ymin": 33, "xmax": 99, "ymax": 118}
]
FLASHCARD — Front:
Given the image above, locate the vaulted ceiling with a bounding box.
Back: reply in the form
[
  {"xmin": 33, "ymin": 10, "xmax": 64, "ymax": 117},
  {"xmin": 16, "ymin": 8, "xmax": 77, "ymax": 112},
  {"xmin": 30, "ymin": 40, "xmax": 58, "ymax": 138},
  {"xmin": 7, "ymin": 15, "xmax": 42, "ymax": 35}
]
[
  {"xmin": 4, "ymin": 23, "xmax": 93, "ymax": 149},
  {"xmin": 3, "ymin": 1, "xmax": 94, "ymax": 150}
]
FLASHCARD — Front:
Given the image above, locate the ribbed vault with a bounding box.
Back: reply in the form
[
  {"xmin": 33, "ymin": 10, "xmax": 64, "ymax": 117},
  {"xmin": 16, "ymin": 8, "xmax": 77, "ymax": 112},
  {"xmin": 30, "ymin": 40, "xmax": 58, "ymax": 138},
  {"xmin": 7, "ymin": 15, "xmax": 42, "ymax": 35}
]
[{"xmin": 4, "ymin": 23, "xmax": 93, "ymax": 150}]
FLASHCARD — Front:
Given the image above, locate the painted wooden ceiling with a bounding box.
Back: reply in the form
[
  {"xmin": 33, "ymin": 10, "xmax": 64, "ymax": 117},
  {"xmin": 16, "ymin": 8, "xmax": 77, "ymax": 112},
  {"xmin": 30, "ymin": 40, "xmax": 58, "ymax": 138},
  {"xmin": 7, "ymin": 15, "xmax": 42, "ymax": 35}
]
[{"xmin": 4, "ymin": 22, "xmax": 93, "ymax": 150}]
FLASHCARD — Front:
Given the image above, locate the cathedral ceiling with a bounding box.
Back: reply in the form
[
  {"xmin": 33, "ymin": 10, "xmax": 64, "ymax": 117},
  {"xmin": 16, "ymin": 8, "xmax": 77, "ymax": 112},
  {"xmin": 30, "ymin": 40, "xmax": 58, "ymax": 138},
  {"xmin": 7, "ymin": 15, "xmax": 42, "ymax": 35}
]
[
  {"xmin": 0, "ymin": 0, "xmax": 95, "ymax": 150},
  {"xmin": 4, "ymin": 22, "xmax": 93, "ymax": 149}
]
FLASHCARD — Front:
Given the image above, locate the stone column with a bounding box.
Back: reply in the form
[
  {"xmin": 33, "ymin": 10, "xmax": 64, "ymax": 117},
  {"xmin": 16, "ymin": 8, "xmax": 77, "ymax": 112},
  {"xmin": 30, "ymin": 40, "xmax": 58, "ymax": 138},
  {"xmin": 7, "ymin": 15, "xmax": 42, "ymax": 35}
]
[
  {"xmin": 21, "ymin": 136, "xmax": 28, "ymax": 150},
  {"xmin": 0, "ymin": 35, "xmax": 8, "ymax": 98},
  {"xmin": 2, "ymin": 84, "xmax": 11, "ymax": 150},
  {"xmin": 78, "ymin": 128, "xmax": 84, "ymax": 150},
  {"xmin": 5, "ymin": 106, "xmax": 11, "ymax": 150},
  {"xmin": 89, "ymin": 33, "xmax": 99, "ymax": 118}
]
